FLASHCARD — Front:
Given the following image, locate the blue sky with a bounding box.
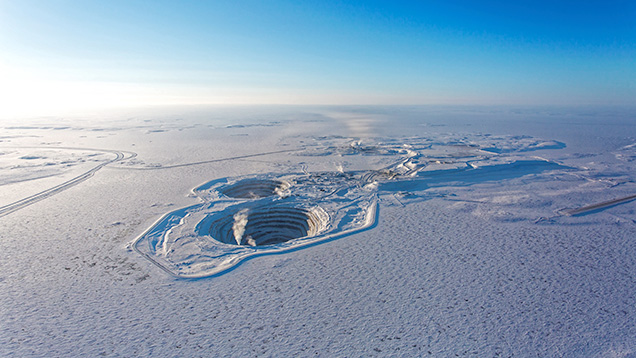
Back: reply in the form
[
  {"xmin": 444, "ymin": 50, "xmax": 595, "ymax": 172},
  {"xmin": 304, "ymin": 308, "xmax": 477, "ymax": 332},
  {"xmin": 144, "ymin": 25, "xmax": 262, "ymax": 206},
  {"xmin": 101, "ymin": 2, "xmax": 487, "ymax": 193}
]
[{"xmin": 0, "ymin": 0, "xmax": 634, "ymax": 115}]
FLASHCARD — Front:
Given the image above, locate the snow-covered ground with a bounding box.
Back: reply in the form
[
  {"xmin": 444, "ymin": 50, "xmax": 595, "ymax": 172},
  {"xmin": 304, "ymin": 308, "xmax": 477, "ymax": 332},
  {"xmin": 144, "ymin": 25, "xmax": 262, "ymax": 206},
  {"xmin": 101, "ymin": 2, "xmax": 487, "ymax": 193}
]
[{"xmin": 2, "ymin": 106, "xmax": 636, "ymax": 357}]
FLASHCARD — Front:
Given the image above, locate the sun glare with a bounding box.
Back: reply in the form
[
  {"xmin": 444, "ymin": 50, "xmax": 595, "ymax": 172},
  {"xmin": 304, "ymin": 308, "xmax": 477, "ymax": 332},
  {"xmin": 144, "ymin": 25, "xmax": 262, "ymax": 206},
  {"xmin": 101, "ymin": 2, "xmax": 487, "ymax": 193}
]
[{"xmin": 0, "ymin": 64, "xmax": 162, "ymax": 118}]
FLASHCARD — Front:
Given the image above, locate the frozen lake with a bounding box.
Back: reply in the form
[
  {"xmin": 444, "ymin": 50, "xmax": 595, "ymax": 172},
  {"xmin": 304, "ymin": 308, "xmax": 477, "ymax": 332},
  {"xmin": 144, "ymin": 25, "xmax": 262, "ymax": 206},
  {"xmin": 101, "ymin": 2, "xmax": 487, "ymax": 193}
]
[{"xmin": 2, "ymin": 106, "xmax": 636, "ymax": 356}]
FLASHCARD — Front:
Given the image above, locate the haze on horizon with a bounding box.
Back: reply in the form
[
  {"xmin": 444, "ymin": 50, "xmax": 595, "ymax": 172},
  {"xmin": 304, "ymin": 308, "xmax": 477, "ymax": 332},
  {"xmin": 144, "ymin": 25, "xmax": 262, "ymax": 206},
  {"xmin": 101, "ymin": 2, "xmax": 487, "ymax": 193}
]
[{"xmin": 0, "ymin": 0, "xmax": 634, "ymax": 118}]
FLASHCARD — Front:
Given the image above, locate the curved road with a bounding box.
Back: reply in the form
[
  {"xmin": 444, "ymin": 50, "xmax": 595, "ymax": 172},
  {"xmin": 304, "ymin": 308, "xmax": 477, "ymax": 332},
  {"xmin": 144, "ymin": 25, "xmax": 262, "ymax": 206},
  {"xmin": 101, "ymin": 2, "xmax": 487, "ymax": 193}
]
[
  {"xmin": 0, "ymin": 147, "xmax": 136, "ymax": 218},
  {"xmin": 0, "ymin": 146, "xmax": 298, "ymax": 218}
]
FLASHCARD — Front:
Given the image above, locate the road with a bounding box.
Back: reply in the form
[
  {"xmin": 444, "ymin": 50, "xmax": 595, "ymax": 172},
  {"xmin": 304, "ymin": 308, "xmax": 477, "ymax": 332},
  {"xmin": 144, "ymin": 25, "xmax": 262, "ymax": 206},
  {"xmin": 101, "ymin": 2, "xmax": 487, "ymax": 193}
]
[
  {"xmin": 0, "ymin": 147, "xmax": 136, "ymax": 218},
  {"xmin": 0, "ymin": 146, "xmax": 299, "ymax": 218}
]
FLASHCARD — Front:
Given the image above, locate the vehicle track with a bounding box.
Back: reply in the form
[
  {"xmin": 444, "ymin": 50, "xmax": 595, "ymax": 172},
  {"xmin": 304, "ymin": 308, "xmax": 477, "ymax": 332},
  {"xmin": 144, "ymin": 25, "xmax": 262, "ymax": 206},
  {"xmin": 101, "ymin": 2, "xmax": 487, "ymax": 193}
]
[
  {"xmin": 108, "ymin": 148, "xmax": 301, "ymax": 170},
  {"xmin": 563, "ymin": 194, "xmax": 636, "ymax": 216},
  {"xmin": 0, "ymin": 147, "xmax": 136, "ymax": 218},
  {"xmin": 0, "ymin": 146, "xmax": 298, "ymax": 218}
]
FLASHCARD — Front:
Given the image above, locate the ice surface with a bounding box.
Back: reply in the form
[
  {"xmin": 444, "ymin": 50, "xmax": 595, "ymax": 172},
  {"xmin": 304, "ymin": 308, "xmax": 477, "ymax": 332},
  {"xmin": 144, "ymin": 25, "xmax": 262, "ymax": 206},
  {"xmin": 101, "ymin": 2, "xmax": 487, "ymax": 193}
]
[
  {"xmin": 134, "ymin": 133, "xmax": 573, "ymax": 278},
  {"xmin": 2, "ymin": 106, "xmax": 636, "ymax": 356}
]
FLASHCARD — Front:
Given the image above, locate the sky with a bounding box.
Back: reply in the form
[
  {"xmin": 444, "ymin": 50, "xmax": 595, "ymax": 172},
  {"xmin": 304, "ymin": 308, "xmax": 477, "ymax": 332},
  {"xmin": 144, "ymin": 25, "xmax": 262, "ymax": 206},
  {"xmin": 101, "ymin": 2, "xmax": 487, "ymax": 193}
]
[{"xmin": 0, "ymin": 0, "xmax": 634, "ymax": 117}]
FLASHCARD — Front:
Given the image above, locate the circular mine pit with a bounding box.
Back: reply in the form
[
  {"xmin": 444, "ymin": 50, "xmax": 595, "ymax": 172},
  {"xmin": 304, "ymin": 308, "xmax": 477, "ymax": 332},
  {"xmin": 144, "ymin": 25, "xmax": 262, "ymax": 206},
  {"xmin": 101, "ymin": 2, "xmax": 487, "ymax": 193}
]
[
  {"xmin": 220, "ymin": 179, "xmax": 289, "ymax": 199},
  {"xmin": 204, "ymin": 205, "xmax": 327, "ymax": 246}
]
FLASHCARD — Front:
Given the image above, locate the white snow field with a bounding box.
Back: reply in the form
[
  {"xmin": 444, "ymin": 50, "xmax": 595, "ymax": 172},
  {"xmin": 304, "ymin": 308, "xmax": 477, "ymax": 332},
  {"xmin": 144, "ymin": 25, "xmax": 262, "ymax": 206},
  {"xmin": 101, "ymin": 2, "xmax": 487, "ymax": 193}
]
[{"xmin": 1, "ymin": 106, "xmax": 636, "ymax": 357}]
